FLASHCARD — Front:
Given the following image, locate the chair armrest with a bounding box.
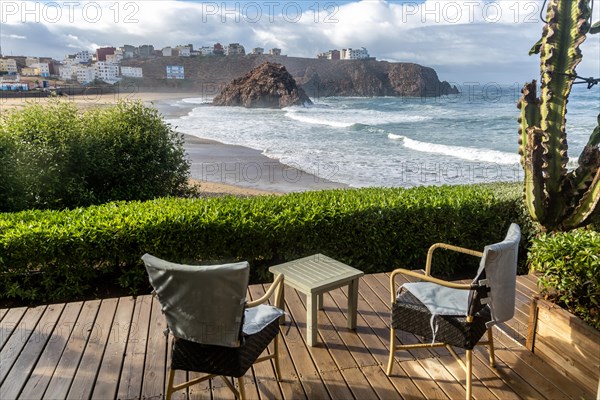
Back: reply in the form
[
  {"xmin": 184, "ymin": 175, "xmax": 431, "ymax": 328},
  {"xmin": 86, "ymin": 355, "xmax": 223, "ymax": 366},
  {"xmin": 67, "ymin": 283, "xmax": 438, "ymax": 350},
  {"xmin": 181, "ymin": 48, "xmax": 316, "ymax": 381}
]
[
  {"xmin": 425, "ymin": 243, "xmax": 483, "ymax": 276},
  {"xmin": 246, "ymin": 273, "xmax": 284, "ymax": 308},
  {"xmin": 389, "ymin": 268, "xmax": 472, "ymax": 303}
]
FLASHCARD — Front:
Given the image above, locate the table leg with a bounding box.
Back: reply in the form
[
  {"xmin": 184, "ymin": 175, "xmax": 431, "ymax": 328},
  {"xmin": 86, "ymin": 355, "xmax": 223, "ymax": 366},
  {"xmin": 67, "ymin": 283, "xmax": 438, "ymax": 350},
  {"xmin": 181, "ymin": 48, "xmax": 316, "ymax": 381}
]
[
  {"xmin": 307, "ymin": 293, "xmax": 318, "ymax": 346},
  {"xmin": 347, "ymin": 278, "xmax": 359, "ymax": 330}
]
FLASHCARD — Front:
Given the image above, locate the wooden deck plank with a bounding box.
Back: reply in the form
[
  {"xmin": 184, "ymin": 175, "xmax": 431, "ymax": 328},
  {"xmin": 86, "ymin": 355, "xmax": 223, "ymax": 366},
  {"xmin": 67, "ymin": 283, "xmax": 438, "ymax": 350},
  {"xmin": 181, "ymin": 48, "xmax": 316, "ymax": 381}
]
[
  {"xmin": 67, "ymin": 298, "xmax": 119, "ymax": 399},
  {"xmin": 293, "ymin": 290, "xmax": 381, "ymax": 400},
  {"xmin": 18, "ymin": 302, "xmax": 83, "ymax": 399},
  {"xmin": 116, "ymin": 295, "xmax": 152, "ymax": 400},
  {"xmin": 0, "ymin": 304, "xmax": 64, "ymax": 399},
  {"xmin": 494, "ymin": 328, "xmax": 594, "ymax": 399},
  {"xmin": 285, "ymin": 287, "xmax": 353, "ymax": 399},
  {"xmin": 42, "ymin": 300, "xmax": 101, "ymax": 400},
  {"xmin": 91, "ymin": 297, "xmax": 136, "ymax": 400},
  {"xmin": 0, "ymin": 305, "xmax": 47, "ymax": 387},
  {"xmin": 0, "ymin": 307, "xmax": 27, "ymax": 351},
  {"xmin": 335, "ymin": 282, "xmax": 427, "ymax": 400},
  {"xmin": 0, "ymin": 307, "xmax": 28, "ymax": 353},
  {"xmin": 263, "ymin": 286, "xmax": 330, "ymax": 400},
  {"xmin": 364, "ymin": 275, "xmax": 451, "ymax": 399},
  {"xmin": 247, "ymin": 284, "xmax": 299, "ymax": 400},
  {"xmin": 141, "ymin": 296, "xmax": 169, "ymax": 399},
  {"xmin": 0, "ymin": 308, "xmax": 9, "ymax": 324},
  {"xmin": 324, "ymin": 283, "xmax": 410, "ymax": 400},
  {"xmin": 0, "ymin": 272, "xmax": 588, "ymax": 400}
]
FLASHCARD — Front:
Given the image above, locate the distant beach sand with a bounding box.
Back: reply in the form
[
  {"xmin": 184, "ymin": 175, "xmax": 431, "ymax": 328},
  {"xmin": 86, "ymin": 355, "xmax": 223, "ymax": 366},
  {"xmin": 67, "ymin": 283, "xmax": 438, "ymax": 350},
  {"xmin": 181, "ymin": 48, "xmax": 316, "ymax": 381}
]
[{"xmin": 0, "ymin": 90, "xmax": 347, "ymax": 196}]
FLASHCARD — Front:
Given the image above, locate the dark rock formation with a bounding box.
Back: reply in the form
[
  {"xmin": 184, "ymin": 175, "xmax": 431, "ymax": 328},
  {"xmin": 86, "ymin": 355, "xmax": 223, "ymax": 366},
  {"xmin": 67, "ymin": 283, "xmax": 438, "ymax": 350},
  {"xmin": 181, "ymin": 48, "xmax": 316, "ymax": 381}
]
[{"xmin": 212, "ymin": 62, "xmax": 312, "ymax": 108}]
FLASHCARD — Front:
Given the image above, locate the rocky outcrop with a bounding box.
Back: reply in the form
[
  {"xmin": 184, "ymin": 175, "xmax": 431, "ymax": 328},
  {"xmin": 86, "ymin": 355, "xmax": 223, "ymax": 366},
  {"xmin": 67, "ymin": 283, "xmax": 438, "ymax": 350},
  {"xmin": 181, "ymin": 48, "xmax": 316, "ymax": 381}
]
[
  {"xmin": 123, "ymin": 56, "xmax": 459, "ymax": 98},
  {"xmin": 212, "ymin": 62, "xmax": 312, "ymax": 108},
  {"xmin": 296, "ymin": 60, "xmax": 458, "ymax": 98}
]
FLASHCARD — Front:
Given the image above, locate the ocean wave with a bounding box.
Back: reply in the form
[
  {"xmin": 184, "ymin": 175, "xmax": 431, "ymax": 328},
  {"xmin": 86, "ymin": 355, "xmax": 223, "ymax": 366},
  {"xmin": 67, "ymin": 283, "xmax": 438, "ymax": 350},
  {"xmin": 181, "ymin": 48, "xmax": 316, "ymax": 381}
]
[
  {"xmin": 389, "ymin": 134, "xmax": 520, "ymax": 165},
  {"xmin": 285, "ymin": 108, "xmax": 431, "ymax": 128},
  {"xmin": 285, "ymin": 112, "xmax": 356, "ymax": 128},
  {"xmin": 181, "ymin": 97, "xmax": 213, "ymax": 105}
]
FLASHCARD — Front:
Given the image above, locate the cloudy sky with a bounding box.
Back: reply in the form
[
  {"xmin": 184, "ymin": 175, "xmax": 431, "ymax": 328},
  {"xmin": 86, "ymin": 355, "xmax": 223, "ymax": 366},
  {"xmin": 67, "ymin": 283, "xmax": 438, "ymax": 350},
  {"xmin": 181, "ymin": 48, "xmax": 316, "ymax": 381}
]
[{"xmin": 1, "ymin": 0, "xmax": 599, "ymax": 83}]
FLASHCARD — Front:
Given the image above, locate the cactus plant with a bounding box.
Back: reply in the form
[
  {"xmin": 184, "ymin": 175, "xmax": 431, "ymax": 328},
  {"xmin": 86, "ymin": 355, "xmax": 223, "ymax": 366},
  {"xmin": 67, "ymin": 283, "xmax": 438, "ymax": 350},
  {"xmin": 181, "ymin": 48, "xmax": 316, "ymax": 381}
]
[{"xmin": 518, "ymin": 0, "xmax": 600, "ymax": 232}]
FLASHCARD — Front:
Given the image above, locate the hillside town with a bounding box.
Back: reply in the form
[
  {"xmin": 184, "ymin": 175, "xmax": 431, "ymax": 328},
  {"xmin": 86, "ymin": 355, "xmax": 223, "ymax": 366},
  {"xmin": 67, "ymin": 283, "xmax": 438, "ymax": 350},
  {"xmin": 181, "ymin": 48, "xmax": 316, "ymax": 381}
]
[{"xmin": 0, "ymin": 43, "xmax": 372, "ymax": 90}]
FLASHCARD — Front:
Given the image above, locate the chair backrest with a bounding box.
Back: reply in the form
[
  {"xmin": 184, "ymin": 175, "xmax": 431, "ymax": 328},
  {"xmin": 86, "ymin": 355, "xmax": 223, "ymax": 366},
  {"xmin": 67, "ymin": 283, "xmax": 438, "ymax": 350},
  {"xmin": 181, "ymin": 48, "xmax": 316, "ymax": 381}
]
[
  {"xmin": 142, "ymin": 253, "xmax": 250, "ymax": 347},
  {"xmin": 472, "ymin": 223, "xmax": 521, "ymax": 325}
]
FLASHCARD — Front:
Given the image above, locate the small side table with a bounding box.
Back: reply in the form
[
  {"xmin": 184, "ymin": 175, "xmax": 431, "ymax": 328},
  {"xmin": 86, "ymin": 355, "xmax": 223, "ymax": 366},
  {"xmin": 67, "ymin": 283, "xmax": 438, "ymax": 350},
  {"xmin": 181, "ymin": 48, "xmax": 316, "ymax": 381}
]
[{"xmin": 269, "ymin": 254, "xmax": 364, "ymax": 346}]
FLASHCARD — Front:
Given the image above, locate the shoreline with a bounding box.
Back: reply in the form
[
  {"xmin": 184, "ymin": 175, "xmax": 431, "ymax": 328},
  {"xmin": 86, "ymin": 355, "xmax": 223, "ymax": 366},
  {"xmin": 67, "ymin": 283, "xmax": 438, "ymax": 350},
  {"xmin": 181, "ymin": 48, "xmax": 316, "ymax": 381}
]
[
  {"xmin": 151, "ymin": 95, "xmax": 348, "ymax": 195},
  {"xmin": 0, "ymin": 90, "xmax": 348, "ymax": 196}
]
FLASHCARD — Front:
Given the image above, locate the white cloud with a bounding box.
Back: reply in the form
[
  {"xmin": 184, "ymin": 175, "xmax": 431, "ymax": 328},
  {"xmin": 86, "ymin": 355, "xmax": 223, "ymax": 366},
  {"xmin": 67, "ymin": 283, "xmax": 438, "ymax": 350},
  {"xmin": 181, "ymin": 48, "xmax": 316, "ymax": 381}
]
[{"xmin": 0, "ymin": 0, "xmax": 598, "ymax": 82}]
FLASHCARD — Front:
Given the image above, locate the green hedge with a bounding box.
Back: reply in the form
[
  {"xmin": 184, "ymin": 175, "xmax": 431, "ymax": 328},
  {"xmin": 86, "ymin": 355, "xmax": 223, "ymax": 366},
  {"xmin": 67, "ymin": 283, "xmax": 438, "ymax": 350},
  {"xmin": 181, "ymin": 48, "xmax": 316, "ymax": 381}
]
[
  {"xmin": 0, "ymin": 100, "xmax": 192, "ymax": 212},
  {"xmin": 0, "ymin": 183, "xmax": 531, "ymax": 303},
  {"xmin": 529, "ymin": 229, "xmax": 600, "ymax": 330}
]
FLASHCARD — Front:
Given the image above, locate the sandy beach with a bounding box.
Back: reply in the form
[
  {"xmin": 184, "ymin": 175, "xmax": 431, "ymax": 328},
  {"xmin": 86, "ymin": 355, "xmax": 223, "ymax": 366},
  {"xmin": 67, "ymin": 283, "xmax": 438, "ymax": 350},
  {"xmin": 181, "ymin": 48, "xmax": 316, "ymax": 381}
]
[{"xmin": 0, "ymin": 90, "xmax": 347, "ymax": 195}]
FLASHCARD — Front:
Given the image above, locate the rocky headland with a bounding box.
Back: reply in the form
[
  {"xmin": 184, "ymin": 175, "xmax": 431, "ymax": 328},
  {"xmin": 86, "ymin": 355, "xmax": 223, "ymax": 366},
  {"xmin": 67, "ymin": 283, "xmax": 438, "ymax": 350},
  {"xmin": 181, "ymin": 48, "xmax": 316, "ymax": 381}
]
[
  {"xmin": 212, "ymin": 62, "xmax": 312, "ymax": 108},
  {"xmin": 122, "ymin": 55, "xmax": 459, "ymax": 98}
]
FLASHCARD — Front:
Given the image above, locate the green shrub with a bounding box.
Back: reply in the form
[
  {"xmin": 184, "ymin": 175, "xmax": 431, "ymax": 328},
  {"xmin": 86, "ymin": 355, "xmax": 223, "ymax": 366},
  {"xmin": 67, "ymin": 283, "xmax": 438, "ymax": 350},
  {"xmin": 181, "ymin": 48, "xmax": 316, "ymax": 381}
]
[
  {"xmin": 529, "ymin": 229, "xmax": 600, "ymax": 330},
  {"xmin": 0, "ymin": 100, "xmax": 192, "ymax": 212},
  {"xmin": 0, "ymin": 183, "xmax": 532, "ymax": 303}
]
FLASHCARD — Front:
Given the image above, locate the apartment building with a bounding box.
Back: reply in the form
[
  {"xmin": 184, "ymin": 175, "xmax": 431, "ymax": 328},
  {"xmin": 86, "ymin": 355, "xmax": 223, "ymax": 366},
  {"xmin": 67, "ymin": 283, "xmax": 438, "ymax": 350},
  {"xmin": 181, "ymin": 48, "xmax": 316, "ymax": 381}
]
[
  {"xmin": 0, "ymin": 58, "xmax": 18, "ymax": 74},
  {"xmin": 120, "ymin": 66, "xmax": 143, "ymax": 78},
  {"xmin": 341, "ymin": 47, "xmax": 370, "ymax": 60},
  {"xmin": 226, "ymin": 43, "xmax": 245, "ymax": 56},
  {"xmin": 95, "ymin": 62, "xmax": 120, "ymax": 83}
]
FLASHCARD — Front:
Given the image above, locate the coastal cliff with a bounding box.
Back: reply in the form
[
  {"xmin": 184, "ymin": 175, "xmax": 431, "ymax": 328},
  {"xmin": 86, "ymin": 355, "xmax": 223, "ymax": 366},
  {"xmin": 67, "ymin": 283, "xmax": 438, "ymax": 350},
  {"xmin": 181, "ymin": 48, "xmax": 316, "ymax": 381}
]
[{"xmin": 123, "ymin": 55, "xmax": 458, "ymax": 98}]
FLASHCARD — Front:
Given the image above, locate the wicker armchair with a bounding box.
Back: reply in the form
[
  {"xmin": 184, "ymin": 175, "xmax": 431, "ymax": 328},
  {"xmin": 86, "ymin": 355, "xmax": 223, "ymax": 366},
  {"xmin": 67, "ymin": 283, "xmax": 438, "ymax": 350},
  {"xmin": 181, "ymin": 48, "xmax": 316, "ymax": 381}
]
[
  {"xmin": 387, "ymin": 224, "xmax": 521, "ymax": 399},
  {"xmin": 142, "ymin": 254, "xmax": 285, "ymax": 400}
]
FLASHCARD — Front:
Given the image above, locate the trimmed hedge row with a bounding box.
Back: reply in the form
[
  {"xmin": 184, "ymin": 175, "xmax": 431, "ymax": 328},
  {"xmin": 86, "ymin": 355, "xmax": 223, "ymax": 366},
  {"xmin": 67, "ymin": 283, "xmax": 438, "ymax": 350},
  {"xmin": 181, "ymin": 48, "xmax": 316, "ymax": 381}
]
[
  {"xmin": 529, "ymin": 229, "xmax": 600, "ymax": 330},
  {"xmin": 0, "ymin": 183, "xmax": 531, "ymax": 302}
]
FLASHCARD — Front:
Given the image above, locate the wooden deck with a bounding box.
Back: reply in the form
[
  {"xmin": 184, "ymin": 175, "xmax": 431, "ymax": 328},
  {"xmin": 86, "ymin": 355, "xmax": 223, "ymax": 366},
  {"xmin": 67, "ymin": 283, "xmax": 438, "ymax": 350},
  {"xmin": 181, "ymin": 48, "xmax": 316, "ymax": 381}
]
[{"xmin": 0, "ymin": 273, "xmax": 594, "ymax": 400}]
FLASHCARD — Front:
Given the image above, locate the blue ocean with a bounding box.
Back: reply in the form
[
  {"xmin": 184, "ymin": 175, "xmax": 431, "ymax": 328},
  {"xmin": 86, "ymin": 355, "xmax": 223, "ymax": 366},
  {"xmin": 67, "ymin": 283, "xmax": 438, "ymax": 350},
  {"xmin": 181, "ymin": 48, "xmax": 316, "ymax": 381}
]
[{"xmin": 166, "ymin": 84, "xmax": 600, "ymax": 188}]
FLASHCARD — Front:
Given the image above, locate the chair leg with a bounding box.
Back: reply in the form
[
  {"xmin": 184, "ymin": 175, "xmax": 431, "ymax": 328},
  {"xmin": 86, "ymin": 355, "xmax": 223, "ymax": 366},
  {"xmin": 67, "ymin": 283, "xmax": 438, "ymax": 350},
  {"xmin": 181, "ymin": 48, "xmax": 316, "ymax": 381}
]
[
  {"xmin": 237, "ymin": 376, "xmax": 246, "ymax": 400},
  {"xmin": 387, "ymin": 327, "xmax": 396, "ymax": 376},
  {"xmin": 465, "ymin": 350, "xmax": 472, "ymax": 400},
  {"xmin": 165, "ymin": 368, "xmax": 175, "ymax": 400},
  {"xmin": 273, "ymin": 333, "xmax": 282, "ymax": 380},
  {"xmin": 487, "ymin": 327, "xmax": 496, "ymax": 367}
]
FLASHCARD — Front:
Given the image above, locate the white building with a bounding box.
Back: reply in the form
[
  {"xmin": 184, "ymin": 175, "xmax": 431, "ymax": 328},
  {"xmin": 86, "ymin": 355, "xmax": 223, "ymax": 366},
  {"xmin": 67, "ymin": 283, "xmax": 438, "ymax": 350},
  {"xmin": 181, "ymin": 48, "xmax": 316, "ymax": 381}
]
[
  {"xmin": 0, "ymin": 58, "xmax": 18, "ymax": 74},
  {"xmin": 199, "ymin": 46, "xmax": 214, "ymax": 56},
  {"xmin": 32, "ymin": 63, "xmax": 50, "ymax": 77},
  {"xmin": 176, "ymin": 46, "xmax": 191, "ymax": 57},
  {"xmin": 162, "ymin": 47, "xmax": 173, "ymax": 57},
  {"xmin": 94, "ymin": 62, "xmax": 120, "ymax": 83},
  {"xmin": 76, "ymin": 66, "xmax": 95, "ymax": 84},
  {"xmin": 269, "ymin": 48, "xmax": 281, "ymax": 56},
  {"xmin": 252, "ymin": 47, "xmax": 264, "ymax": 55},
  {"xmin": 120, "ymin": 66, "xmax": 143, "ymax": 78},
  {"xmin": 106, "ymin": 53, "xmax": 123, "ymax": 64},
  {"xmin": 59, "ymin": 64, "xmax": 76, "ymax": 80},
  {"xmin": 341, "ymin": 47, "xmax": 370, "ymax": 60},
  {"xmin": 75, "ymin": 50, "xmax": 92, "ymax": 63}
]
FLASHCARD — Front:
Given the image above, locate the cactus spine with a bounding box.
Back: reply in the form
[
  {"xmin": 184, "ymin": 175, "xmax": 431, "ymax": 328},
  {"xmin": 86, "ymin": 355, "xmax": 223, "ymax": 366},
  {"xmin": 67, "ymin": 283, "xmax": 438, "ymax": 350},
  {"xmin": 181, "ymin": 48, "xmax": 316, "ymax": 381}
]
[{"xmin": 518, "ymin": 0, "xmax": 600, "ymax": 231}]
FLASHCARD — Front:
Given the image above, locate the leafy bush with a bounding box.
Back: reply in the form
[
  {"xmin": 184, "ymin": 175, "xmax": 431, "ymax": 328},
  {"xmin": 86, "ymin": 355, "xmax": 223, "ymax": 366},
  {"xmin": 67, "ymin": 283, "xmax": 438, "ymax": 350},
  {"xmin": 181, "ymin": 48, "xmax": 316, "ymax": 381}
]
[
  {"xmin": 529, "ymin": 229, "xmax": 600, "ymax": 330},
  {"xmin": 0, "ymin": 100, "xmax": 192, "ymax": 212},
  {"xmin": 0, "ymin": 183, "xmax": 531, "ymax": 303}
]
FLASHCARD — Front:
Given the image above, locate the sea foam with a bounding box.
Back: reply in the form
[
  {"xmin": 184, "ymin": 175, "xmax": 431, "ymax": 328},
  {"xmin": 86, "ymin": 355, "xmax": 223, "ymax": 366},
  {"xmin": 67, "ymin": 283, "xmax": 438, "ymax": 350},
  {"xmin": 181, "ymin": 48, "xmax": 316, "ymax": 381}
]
[{"xmin": 389, "ymin": 134, "xmax": 520, "ymax": 165}]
